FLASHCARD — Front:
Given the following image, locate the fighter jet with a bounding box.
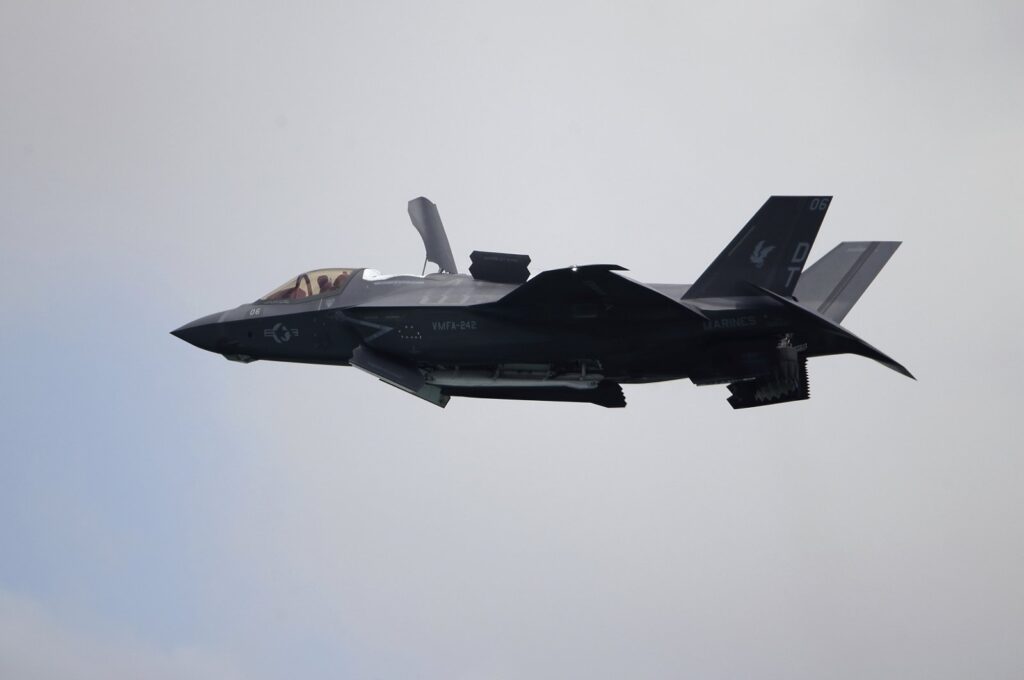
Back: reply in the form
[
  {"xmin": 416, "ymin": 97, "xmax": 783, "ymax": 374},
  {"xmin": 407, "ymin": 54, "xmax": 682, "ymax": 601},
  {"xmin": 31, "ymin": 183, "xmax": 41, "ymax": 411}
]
[{"xmin": 172, "ymin": 196, "xmax": 912, "ymax": 408}]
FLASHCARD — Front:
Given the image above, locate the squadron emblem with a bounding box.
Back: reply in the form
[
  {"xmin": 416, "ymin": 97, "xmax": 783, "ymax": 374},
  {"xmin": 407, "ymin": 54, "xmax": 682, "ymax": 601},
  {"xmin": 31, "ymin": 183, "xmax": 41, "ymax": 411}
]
[{"xmin": 750, "ymin": 240, "xmax": 775, "ymax": 269}]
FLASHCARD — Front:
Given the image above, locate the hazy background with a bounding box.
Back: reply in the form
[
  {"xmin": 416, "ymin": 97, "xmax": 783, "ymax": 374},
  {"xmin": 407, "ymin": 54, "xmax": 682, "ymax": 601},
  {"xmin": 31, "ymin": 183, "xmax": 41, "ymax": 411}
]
[{"xmin": 2, "ymin": 1, "xmax": 1022, "ymax": 678}]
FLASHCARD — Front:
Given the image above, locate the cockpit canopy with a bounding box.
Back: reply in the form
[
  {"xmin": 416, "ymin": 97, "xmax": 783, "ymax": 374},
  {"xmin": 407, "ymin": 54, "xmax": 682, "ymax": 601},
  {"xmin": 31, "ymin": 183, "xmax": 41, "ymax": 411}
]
[{"xmin": 260, "ymin": 268, "xmax": 356, "ymax": 302}]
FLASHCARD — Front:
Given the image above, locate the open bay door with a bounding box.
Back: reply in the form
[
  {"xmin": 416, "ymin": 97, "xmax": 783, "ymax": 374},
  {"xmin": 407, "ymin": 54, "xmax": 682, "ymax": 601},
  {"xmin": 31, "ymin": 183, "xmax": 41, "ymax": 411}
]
[{"xmin": 408, "ymin": 197, "xmax": 459, "ymax": 275}]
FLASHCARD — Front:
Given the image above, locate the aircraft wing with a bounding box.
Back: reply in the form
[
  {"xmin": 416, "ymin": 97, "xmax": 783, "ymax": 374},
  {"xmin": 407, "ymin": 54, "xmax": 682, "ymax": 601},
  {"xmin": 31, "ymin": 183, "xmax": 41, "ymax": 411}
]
[{"xmin": 489, "ymin": 265, "xmax": 706, "ymax": 320}]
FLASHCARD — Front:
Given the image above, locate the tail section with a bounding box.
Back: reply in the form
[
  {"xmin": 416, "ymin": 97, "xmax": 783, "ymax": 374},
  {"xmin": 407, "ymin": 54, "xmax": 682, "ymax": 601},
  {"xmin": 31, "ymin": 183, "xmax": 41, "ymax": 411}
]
[
  {"xmin": 794, "ymin": 241, "xmax": 900, "ymax": 323},
  {"xmin": 754, "ymin": 284, "xmax": 914, "ymax": 379},
  {"xmin": 683, "ymin": 196, "xmax": 831, "ymax": 299}
]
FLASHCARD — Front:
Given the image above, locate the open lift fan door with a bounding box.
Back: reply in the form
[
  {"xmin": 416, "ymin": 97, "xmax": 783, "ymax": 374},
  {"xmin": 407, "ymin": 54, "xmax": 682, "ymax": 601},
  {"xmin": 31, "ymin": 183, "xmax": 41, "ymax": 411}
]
[{"xmin": 469, "ymin": 251, "xmax": 531, "ymax": 284}]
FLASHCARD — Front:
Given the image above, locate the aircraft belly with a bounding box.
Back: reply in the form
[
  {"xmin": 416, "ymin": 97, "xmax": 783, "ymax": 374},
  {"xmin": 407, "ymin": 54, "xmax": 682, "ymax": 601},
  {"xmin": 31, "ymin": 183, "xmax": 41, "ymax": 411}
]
[{"xmin": 346, "ymin": 306, "xmax": 694, "ymax": 372}]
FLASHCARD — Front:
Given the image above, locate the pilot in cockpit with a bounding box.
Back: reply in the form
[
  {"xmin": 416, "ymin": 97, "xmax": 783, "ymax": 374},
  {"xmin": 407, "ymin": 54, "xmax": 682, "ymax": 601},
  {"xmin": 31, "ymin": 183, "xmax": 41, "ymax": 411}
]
[{"xmin": 259, "ymin": 269, "xmax": 355, "ymax": 303}]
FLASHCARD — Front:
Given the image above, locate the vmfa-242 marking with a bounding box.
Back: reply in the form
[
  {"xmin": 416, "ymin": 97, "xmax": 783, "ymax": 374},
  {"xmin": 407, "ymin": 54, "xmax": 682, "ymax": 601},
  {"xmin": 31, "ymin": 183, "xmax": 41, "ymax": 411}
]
[
  {"xmin": 432, "ymin": 320, "xmax": 479, "ymax": 332},
  {"xmin": 173, "ymin": 195, "xmax": 912, "ymax": 409}
]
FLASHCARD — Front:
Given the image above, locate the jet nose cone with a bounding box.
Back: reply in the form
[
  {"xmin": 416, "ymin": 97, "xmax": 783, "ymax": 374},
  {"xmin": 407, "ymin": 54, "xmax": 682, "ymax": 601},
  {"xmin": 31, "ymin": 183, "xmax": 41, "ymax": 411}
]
[{"xmin": 171, "ymin": 312, "xmax": 225, "ymax": 352}]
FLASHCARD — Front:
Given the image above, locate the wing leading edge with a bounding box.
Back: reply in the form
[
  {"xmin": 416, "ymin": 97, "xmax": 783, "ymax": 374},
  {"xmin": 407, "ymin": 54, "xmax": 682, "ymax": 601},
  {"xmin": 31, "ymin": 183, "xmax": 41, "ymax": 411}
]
[{"xmin": 489, "ymin": 265, "xmax": 706, "ymax": 320}]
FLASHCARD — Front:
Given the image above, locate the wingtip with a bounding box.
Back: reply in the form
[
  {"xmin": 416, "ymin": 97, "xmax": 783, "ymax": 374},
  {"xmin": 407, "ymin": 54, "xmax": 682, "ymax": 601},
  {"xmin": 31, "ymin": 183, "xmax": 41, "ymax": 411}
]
[{"xmin": 888, "ymin": 362, "xmax": 915, "ymax": 380}]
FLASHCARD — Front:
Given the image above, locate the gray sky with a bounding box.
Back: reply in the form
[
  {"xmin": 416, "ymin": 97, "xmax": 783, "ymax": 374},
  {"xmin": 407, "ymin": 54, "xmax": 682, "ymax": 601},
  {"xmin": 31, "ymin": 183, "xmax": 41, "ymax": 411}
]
[{"xmin": 2, "ymin": 1, "xmax": 1022, "ymax": 678}]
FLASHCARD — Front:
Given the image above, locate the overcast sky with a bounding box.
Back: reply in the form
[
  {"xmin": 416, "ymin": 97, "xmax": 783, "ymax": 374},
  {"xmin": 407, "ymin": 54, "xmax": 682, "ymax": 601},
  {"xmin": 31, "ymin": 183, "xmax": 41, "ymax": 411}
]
[{"xmin": 2, "ymin": 1, "xmax": 1022, "ymax": 678}]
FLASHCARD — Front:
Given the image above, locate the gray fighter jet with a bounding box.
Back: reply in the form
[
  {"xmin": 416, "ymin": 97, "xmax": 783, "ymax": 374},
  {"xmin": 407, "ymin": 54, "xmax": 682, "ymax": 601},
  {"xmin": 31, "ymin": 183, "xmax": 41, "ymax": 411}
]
[{"xmin": 172, "ymin": 196, "xmax": 912, "ymax": 408}]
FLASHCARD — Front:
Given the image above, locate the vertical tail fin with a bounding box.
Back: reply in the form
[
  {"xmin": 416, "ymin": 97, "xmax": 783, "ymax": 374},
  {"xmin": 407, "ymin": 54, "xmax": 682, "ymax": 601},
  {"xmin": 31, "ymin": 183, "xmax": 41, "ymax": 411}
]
[
  {"xmin": 683, "ymin": 196, "xmax": 831, "ymax": 299},
  {"xmin": 793, "ymin": 241, "xmax": 901, "ymax": 323}
]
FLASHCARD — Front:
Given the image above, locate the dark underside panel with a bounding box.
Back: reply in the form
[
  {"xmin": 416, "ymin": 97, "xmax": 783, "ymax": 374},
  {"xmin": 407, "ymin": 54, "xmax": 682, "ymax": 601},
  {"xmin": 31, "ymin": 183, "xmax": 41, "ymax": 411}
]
[
  {"xmin": 443, "ymin": 381, "xmax": 626, "ymax": 408},
  {"xmin": 726, "ymin": 355, "xmax": 810, "ymax": 409}
]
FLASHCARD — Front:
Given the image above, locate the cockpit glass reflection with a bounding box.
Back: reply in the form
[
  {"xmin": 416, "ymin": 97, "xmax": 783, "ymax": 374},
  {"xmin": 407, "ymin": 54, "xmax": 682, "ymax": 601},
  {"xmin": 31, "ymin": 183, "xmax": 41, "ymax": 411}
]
[{"xmin": 260, "ymin": 268, "xmax": 355, "ymax": 302}]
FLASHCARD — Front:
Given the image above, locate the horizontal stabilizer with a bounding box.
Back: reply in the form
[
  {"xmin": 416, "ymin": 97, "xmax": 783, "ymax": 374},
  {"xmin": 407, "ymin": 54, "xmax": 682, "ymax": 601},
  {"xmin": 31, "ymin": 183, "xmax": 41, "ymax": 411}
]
[
  {"xmin": 685, "ymin": 196, "xmax": 831, "ymax": 299},
  {"xmin": 794, "ymin": 241, "xmax": 900, "ymax": 323},
  {"xmin": 491, "ymin": 265, "xmax": 706, "ymax": 320},
  {"xmin": 753, "ymin": 284, "xmax": 914, "ymax": 379}
]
